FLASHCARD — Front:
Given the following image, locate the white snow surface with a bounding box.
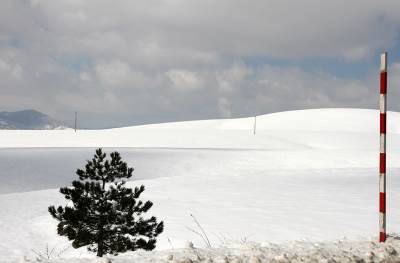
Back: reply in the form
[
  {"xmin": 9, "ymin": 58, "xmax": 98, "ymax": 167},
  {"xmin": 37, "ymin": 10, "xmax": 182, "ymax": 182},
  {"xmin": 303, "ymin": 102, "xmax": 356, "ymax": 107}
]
[
  {"xmin": 2, "ymin": 108, "xmax": 400, "ymax": 150},
  {"xmin": 1, "ymin": 108, "xmax": 400, "ymax": 262}
]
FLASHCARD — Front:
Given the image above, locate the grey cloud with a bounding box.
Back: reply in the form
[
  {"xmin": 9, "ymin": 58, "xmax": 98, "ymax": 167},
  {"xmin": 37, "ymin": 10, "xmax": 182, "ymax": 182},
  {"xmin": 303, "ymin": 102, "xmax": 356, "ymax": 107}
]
[
  {"xmin": 209, "ymin": 64, "xmax": 378, "ymax": 119},
  {"xmin": 0, "ymin": 0, "xmax": 399, "ymax": 128}
]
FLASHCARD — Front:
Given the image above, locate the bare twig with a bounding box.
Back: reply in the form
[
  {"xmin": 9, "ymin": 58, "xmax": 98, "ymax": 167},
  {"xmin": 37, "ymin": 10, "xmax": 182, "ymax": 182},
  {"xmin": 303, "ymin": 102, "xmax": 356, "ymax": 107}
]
[
  {"xmin": 31, "ymin": 242, "xmax": 71, "ymax": 261},
  {"xmin": 167, "ymin": 237, "xmax": 174, "ymax": 250},
  {"xmin": 188, "ymin": 213, "xmax": 212, "ymax": 248}
]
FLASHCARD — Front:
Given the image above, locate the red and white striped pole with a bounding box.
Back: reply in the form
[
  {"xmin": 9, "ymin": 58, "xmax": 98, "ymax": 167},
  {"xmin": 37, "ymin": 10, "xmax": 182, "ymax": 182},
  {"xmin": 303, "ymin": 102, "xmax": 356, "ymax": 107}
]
[{"xmin": 379, "ymin": 52, "xmax": 387, "ymax": 243}]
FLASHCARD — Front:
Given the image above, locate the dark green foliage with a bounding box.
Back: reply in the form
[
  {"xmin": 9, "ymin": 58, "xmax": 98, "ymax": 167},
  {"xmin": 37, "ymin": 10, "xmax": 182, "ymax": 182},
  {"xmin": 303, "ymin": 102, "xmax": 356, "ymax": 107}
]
[{"xmin": 49, "ymin": 148, "xmax": 164, "ymax": 257}]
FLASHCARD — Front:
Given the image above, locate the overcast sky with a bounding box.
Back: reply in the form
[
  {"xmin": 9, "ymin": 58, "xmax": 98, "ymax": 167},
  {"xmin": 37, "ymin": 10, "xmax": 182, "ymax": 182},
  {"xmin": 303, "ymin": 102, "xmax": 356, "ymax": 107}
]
[{"xmin": 1, "ymin": 0, "xmax": 400, "ymax": 128}]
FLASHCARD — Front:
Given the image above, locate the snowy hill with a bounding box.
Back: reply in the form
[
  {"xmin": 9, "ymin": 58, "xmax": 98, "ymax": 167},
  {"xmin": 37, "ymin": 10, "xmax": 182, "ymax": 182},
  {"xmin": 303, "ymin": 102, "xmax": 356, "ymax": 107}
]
[
  {"xmin": 1, "ymin": 108, "xmax": 400, "ymax": 150},
  {"xmin": 126, "ymin": 108, "xmax": 398, "ymax": 132},
  {"xmin": 1, "ymin": 108, "xmax": 400, "ymax": 262},
  {"xmin": 0, "ymin": 109, "xmax": 67, "ymax": 130}
]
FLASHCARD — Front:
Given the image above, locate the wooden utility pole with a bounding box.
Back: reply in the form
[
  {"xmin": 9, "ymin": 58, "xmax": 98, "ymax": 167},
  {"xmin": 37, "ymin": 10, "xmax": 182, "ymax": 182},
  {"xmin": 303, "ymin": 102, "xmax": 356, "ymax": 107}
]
[
  {"xmin": 74, "ymin": 111, "xmax": 77, "ymax": 132},
  {"xmin": 253, "ymin": 116, "xmax": 257, "ymax": 135}
]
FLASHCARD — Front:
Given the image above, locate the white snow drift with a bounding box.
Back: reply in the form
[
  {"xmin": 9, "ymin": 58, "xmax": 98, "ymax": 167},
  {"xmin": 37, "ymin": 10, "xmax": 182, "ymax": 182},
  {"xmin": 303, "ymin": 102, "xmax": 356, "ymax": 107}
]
[{"xmin": 1, "ymin": 108, "xmax": 400, "ymax": 262}]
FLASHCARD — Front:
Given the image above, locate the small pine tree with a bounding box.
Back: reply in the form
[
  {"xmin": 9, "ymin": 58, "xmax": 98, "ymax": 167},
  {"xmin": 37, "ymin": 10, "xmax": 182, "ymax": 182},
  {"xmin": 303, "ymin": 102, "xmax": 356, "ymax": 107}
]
[{"xmin": 49, "ymin": 148, "xmax": 164, "ymax": 257}]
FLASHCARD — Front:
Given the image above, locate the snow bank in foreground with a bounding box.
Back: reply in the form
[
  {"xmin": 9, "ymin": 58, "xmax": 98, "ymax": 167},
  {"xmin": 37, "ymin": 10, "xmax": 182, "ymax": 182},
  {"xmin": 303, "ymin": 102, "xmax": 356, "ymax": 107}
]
[{"xmin": 22, "ymin": 236, "xmax": 400, "ymax": 263}]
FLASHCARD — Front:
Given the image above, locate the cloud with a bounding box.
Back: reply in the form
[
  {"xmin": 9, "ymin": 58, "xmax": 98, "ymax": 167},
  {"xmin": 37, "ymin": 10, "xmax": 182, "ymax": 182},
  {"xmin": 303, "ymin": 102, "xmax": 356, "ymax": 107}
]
[
  {"xmin": 95, "ymin": 60, "xmax": 132, "ymax": 86},
  {"xmin": 0, "ymin": 59, "xmax": 10, "ymax": 71},
  {"xmin": 253, "ymin": 66, "xmax": 373, "ymax": 110},
  {"xmin": 10, "ymin": 0, "xmax": 399, "ymax": 62},
  {"xmin": 218, "ymin": 97, "xmax": 232, "ymax": 118},
  {"xmin": 166, "ymin": 69, "xmax": 201, "ymax": 90},
  {"xmin": 217, "ymin": 63, "xmax": 253, "ymax": 93},
  {"xmin": 208, "ymin": 64, "xmax": 376, "ymax": 118},
  {"xmin": 0, "ymin": 57, "xmax": 23, "ymax": 78},
  {"xmin": 0, "ymin": 0, "xmax": 399, "ymax": 127}
]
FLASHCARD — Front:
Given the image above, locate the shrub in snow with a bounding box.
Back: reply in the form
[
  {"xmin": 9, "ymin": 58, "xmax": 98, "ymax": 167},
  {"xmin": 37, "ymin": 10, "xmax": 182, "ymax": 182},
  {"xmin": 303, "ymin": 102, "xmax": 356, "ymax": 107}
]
[{"xmin": 48, "ymin": 148, "xmax": 164, "ymax": 257}]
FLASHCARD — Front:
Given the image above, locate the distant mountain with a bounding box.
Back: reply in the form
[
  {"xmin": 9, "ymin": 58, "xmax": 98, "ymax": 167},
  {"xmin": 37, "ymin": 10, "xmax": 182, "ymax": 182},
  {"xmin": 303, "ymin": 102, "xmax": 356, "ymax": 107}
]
[{"xmin": 0, "ymin": 110, "xmax": 68, "ymax": 130}]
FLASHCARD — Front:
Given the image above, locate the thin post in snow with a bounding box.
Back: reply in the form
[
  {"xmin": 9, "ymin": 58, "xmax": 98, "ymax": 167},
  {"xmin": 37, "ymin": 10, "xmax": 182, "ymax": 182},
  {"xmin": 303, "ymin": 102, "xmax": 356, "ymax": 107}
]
[
  {"xmin": 379, "ymin": 52, "xmax": 387, "ymax": 242},
  {"xmin": 74, "ymin": 111, "xmax": 77, "ymax": 133},
  {"xmin": 253, "ymin": 115, "xmax": 257, "ymax": 135}
]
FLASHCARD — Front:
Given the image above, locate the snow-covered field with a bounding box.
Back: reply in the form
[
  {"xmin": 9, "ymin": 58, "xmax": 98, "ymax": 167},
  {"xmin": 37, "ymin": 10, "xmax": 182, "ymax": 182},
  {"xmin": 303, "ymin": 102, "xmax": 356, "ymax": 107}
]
[{"xmin": 1, "ymin": 108, "xmax": 400, "ymax": 262}]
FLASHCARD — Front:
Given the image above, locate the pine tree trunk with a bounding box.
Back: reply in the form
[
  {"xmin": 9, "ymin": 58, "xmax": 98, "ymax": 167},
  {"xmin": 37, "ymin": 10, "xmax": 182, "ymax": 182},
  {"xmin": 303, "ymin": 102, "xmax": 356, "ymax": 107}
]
[
  {"xmin": 97, "ymin": 233, "xmax": 104, "ymax": 257},
  {"xmin": 97, "ymin": 247, "xmax": 103, "ymax": 257},
  {"xmin": 97, "ymin": 181, "xmax": 106, "ymax": 258}
]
